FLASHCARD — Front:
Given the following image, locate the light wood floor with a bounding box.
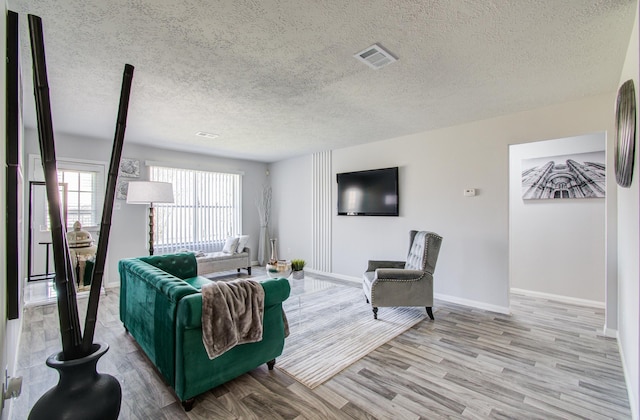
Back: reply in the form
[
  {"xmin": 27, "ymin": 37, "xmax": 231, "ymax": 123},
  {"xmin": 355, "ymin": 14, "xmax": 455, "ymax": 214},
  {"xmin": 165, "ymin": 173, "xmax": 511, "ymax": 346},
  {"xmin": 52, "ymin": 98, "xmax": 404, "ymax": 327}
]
[{"xmin": 10, "ymin": 269, "xmax": 631, "ymax": 419}]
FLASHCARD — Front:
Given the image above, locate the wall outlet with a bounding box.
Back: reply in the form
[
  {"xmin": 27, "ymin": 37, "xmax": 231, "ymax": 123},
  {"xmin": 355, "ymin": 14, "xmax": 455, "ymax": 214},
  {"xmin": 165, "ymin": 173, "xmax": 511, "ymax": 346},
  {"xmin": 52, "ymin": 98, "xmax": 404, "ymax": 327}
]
[
  {"xmin": 2, "ymin": 367, "xmax": 22, "ymax": 409},
  {"xmin": 464, "ymin": 188, "xmax": 476, "ymax": 197}
]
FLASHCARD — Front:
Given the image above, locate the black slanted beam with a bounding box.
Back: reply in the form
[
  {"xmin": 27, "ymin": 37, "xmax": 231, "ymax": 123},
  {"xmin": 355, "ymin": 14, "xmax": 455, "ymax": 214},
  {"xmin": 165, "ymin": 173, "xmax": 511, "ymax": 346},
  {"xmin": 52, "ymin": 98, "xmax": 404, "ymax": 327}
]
[
  {"xmin": 28, "ymin": 14, "xmax": 82, "ymax": 358},
  {"xmin": 82, "ymin": 64, "xmax": 134, "ymax": 353}
]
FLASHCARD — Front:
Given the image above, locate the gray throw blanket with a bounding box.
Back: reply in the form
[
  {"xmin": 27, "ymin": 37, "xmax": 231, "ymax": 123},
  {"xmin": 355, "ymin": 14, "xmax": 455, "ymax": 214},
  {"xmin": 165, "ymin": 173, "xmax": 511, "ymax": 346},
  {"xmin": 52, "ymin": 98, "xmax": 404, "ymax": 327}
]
[{"xmin": 201, "ymin": 279, "xmax": 265, "ymax": 359}]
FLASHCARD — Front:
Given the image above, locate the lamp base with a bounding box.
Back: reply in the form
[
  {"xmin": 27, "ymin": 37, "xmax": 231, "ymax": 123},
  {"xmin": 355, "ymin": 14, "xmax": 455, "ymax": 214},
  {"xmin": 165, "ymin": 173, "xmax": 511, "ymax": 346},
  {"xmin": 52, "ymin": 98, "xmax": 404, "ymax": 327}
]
[{"xmin": 148, "ymin": 205, "xmax": 155, "ymax": 256}]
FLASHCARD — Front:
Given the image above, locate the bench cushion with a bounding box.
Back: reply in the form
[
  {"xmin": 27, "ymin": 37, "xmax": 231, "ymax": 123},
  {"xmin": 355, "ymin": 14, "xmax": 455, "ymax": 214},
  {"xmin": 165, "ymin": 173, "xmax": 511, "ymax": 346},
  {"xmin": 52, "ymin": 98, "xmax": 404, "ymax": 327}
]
[
  {"xmin": 196, "ymin": 248, "xmax": 251, "ymax": 275},
  {"xmin": 197, "ymin": 251, "xmax": 248, "ymax": 263}
]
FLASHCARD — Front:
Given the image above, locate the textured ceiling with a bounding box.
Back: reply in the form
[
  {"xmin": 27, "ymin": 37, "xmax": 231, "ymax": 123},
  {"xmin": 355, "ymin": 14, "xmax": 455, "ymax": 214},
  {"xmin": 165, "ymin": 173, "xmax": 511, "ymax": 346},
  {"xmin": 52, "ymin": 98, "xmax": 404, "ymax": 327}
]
[{"xmin": 8, "ymin": 0, "xmax": 638, "ymax": 163}]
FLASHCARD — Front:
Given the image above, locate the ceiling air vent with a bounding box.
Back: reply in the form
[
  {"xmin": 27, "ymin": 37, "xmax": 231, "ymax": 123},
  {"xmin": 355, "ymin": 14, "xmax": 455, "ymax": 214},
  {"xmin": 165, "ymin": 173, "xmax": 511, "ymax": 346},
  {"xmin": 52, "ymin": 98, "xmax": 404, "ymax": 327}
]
[
  {"xmin": 354, "ymin": 43, "xmax": 397, "ymax": 70},
  {"xmin": 195, "ymin": 131, "xmax": 219, "ymax": 139}
]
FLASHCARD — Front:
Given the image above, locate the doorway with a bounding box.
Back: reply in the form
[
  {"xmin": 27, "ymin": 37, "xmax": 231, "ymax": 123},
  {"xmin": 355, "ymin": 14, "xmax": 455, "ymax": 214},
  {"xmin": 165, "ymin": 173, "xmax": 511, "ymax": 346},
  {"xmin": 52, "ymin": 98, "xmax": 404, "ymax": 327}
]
[{"xmin": 508, "ymin": 133, "xmax": 608, "ymax": 305}]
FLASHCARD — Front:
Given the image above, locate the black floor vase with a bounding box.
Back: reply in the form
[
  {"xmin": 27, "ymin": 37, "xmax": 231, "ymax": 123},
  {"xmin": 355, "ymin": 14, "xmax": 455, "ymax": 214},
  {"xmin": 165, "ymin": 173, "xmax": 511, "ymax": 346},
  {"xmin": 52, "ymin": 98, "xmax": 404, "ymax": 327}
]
[{"xmin": 29, "ymin": 342, "xmax": 121, "ymax": 420}]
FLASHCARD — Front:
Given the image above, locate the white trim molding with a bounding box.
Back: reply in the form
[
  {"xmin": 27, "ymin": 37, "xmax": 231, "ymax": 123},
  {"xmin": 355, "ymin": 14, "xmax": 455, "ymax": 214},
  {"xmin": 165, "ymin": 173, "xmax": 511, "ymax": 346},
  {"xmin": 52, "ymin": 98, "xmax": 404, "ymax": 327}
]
[
  {"xmin": 510, "ymin": 288, "xmax": 605, "ymax": 309},
  {"xmin": 435, "ymin": 293, "xmax": 511, "ymax": 315}
]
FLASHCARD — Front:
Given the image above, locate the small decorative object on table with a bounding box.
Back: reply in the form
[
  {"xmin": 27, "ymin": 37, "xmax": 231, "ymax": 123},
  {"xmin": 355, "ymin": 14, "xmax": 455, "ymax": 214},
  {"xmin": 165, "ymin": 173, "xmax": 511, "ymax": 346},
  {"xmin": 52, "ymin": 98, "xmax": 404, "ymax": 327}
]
[
  {"xmin": 266, "ymin": 259, "xmax": 292, "ymax": 279},
  {"xmin": 269, "ymin": 238, "xmax": 278, "ymax": 264},
  {"xmin": 291, "ymin": 259, "xmax": 306, "ymax": 280}
]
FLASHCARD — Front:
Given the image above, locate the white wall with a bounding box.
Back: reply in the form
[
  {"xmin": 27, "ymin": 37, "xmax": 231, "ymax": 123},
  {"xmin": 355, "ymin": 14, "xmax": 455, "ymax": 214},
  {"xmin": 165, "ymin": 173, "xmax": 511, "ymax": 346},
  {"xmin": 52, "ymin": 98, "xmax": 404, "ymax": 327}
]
[
  {"xmin": 269, "ymin": 154, "xmax": 313, "ymax": 262},
  {"xmin": 509, "ymin": 133, "xmax": 606, "ymax": 303},
  {"xmin": 271, "ymin": 93, "xmax": 616, "ymax": 315},
  {"xmin": 22, "ymin": 128, "xmax": 269, "ymax": 285},
  {"xmin": 616, "ymin": 3, "xmax": 639, "ymax": 418}
]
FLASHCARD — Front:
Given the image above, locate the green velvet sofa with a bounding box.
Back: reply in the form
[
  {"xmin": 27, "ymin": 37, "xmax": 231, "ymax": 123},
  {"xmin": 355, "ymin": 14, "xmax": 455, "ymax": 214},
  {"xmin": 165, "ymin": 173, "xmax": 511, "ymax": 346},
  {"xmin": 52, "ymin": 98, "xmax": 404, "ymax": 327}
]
[{"xmin": 118, "ymin": 252, "xmax": 291, "ymax": 410}]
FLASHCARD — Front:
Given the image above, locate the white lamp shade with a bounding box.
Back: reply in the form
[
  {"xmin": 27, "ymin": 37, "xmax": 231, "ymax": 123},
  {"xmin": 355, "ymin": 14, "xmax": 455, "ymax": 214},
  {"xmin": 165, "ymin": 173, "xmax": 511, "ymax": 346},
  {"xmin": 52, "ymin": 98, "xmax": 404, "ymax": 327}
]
[{"xmin": 126, "ymin": 181, "xmax": 174, "ymax": 204}]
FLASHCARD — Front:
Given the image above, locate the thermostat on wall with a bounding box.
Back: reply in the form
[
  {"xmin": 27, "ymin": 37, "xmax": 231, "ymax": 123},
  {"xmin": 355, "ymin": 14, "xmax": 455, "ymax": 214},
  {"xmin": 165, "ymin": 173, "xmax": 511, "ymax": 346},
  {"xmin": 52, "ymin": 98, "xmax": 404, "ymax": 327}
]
[{"xmin": 464, "ymin": 188, "xmax": 476, "ymax": 197}]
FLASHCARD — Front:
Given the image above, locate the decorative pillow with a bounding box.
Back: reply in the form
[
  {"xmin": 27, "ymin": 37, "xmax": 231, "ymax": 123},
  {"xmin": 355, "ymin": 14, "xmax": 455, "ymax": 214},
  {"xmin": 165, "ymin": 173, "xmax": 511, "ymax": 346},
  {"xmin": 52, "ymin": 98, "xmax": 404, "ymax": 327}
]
[
  {"xmin": 222, "ymin": 237, "xmax": 239, "ymax": 254},
  {"xmin": 235, "ymin": 235, "xmax": 250, "ymax": 253}
]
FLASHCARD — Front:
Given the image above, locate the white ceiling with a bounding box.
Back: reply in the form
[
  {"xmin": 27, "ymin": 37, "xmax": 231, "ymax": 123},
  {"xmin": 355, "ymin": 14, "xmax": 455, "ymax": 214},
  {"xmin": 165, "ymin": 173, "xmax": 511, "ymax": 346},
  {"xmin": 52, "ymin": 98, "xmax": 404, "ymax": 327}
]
[{"xmin": 9, "ymin": 0, "xmax": 637, "ymax": 163}]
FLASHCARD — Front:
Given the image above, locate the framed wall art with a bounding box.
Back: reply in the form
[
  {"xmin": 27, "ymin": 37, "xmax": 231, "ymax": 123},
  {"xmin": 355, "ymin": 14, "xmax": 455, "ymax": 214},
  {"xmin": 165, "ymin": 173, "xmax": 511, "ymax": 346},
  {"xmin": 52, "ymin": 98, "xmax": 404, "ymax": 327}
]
[
  {"xmin": 119, "ymin": 157, "xmax": 140, "ymax": 178},
  {"xmin": 116, "ymin": 178, "xmax": 129, "ymax": 200},
  {"xmin": 521, "ymin": 150, "xmax": 606, "ymax": 200}
]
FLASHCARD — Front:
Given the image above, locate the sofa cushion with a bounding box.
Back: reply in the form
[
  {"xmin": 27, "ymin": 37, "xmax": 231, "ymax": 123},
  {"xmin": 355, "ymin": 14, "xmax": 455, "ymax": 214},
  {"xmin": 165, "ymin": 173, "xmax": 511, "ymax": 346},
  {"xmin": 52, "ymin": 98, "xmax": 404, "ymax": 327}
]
[{"xmin": 183, "ymin": 276, "xmax": 212, "ymax": 291}]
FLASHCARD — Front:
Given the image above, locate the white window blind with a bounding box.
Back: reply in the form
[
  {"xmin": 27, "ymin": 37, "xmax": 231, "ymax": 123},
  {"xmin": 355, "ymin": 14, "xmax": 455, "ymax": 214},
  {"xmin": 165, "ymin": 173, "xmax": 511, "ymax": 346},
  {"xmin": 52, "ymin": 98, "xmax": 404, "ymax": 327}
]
[{"xmin": 149, "ymin": 166, "xmax": 242, "ymax": 254}]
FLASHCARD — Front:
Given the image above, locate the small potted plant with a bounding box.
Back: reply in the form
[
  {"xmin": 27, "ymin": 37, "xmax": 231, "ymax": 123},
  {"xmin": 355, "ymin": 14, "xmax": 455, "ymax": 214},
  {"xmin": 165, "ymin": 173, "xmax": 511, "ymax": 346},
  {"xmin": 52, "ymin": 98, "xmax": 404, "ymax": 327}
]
[{"xmin": 291, "ymin": 259, "xmax": 306, "ymax": 279}]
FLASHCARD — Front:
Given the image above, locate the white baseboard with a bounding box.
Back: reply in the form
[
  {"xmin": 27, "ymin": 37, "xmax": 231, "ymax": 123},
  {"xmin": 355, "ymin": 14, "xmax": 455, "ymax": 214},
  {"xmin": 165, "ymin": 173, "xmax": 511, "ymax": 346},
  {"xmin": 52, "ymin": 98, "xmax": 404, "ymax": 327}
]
[
  {"xmin": 307, "ymin": 270, "xmax": 510, "ymax": 313},
  {"xmin": 602, "ymin": 326, "xmax": 618, "ymax": 338},
  {"xmin": 305, "ymin": 269, "xmax": 361, "ymax": 284},
  {"xmin": 434, "ymin": 293, "xmax": 511, "ymax": 315},
  {"xmin": 616, "ymin": 331, "xmax": 639, "ymax": 420},
  {"xmin": 510, "ymin": 288, "xmax": 605, "ymax": 309}
]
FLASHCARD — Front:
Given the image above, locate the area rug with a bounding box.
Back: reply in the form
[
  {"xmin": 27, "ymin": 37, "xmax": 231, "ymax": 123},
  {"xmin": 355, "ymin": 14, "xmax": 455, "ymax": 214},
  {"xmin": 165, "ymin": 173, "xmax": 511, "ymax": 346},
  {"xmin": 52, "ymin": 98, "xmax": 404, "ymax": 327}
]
[{"xmin": 276, "ymin": 277, "xmax": 427, "ymax": 389}]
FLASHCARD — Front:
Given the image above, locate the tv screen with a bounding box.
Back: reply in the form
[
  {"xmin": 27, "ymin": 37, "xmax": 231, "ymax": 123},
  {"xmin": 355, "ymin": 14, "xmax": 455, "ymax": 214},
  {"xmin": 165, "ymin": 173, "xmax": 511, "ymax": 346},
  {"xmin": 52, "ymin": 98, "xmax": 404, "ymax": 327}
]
[{"xmin": 337, "ymin": 167, "xmax": 399, "ymax": 216}]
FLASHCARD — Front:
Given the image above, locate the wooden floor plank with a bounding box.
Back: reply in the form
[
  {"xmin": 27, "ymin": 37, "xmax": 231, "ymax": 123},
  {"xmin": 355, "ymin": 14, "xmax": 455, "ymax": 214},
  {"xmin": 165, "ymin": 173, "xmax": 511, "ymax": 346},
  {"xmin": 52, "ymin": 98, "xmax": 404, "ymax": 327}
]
[{"xmin": 10, "ymin": 269, "xmax": 631, "ymax": 419}]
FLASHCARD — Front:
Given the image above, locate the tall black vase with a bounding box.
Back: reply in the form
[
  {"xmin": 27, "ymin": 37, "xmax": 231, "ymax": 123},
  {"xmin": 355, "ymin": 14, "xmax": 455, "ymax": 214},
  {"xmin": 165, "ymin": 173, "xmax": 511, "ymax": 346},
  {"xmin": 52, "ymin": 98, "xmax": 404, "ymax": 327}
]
[{"xmin": 29, "ymin": 342, "xmax": 121, "ymax": 420}]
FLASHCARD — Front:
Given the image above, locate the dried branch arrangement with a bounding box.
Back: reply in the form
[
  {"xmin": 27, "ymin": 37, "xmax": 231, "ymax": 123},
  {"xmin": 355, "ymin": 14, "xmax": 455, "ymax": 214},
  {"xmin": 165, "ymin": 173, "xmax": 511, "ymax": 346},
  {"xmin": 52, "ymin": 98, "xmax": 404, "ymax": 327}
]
[{"xmin": 28, "ymin": 14, "xmax": 134, "ymax": 359}]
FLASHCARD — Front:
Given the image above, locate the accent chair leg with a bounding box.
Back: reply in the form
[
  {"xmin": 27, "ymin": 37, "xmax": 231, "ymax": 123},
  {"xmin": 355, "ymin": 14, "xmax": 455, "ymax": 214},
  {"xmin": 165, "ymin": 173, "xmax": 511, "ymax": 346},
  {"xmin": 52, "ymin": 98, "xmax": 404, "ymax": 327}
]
[
  {"xmin": 373, "ymin": 307, "xmax": 378, "ymax": 320},
  {"xmin": 182, "ymin": 398, "xmax": 195, "ymax": 411},
  {"xmin": 237, "ymin": 268, "xmax": 241, "ymax": 273},
  {"xmin": 426, "ymin": 307, "xmax": 434, "ymax": 320},
  {"xmin": 267, "ymin": 359, "xmax": 276, "ymax": 370},
  {"xmin": 248, "ymin": 267, "xmax": 252, "ymax": 275},
  {"xmin": 365, "ymin": 295, "xmax": 369, "ymax": 303}
]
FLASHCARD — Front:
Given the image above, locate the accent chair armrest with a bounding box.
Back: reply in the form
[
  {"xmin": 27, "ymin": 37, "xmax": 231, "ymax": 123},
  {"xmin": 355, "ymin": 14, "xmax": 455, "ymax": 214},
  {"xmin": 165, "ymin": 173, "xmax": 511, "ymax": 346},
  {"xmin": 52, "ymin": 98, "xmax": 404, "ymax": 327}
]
[
  {"xmin": 374, "ymin": 268, "xmax": 425, "ymax": 281},
  {"xmin": 367, "ymin": 260, "xmax": 405, "ymax": 272}
]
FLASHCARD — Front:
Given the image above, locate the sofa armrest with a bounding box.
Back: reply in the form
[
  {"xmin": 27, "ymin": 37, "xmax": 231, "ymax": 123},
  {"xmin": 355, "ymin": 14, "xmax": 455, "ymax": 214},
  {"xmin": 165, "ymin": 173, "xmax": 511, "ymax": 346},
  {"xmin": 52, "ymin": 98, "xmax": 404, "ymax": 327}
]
[
  {"xmin": 367, "ymin": 260, "xmax": 405, "ymax": 272},
  {"xmin": 241, "ymin": 247, "xmax": 251, "ymax": 260},
  {"xmin": 177, "ymin": 278, "xmax": 291, "ymax": 330},
  {"xmin": 375, "ymin": 268, "xmax": 425, "ymax": 281},
  {"xmin": 261, "ymin": 278, "xmax": 291, "ymax": 306}
]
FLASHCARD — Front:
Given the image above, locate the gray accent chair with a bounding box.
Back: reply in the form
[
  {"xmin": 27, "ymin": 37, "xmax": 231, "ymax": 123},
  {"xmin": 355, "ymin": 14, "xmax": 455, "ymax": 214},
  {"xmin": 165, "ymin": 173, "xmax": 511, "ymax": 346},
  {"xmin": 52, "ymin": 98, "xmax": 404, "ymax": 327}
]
[{"xmin": 363, "ymin": 230, "xmax": 443, "ymax": 320}]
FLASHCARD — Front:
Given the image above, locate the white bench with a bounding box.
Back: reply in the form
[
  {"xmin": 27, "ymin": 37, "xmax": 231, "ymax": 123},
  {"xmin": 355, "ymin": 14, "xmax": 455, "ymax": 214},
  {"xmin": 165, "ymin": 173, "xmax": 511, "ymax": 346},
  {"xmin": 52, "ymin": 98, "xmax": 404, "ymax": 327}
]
[{"xmin": 196, "ymin": 247, "xmax": 251, "ymax": 276}]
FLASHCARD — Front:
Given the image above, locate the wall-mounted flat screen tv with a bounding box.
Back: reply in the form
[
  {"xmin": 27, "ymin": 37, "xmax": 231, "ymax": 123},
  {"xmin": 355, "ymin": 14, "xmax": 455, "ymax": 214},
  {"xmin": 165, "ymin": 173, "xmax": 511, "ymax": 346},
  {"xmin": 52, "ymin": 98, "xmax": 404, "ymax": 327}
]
[{"xmin": 337, "ymin": 167, "xmax": 399, "ymax": 216}]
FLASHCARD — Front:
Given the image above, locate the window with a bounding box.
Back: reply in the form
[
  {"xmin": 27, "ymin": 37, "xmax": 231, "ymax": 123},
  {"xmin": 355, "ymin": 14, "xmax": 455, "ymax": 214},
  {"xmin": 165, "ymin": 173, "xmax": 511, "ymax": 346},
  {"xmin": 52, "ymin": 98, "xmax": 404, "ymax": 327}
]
[
  {"xmin": 150, "ymin": 165, "xmax": 242, "ymax": 253},
  {"xmin": 58, "ymin": 170, "xmax": 99, "ymax": 229},
  {"xmin": 30, "ymin": 156, "xmax": 105, "ymax": 231}
]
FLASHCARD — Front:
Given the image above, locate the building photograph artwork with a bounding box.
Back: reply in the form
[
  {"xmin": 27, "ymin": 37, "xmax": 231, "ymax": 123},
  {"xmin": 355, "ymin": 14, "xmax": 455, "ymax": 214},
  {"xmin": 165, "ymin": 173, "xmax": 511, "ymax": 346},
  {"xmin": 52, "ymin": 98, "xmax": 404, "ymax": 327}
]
[{"xmin": 521, "ymin": 151, "xmax": 606, "ymax": 200}]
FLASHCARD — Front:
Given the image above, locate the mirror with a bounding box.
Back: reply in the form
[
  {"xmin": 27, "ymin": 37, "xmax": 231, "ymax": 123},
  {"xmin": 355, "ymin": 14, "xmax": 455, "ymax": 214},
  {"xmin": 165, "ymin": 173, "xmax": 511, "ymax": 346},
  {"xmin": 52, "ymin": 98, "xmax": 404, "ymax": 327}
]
[
  {"xmin": 27, "ymin": 181, "xmax": 67, "ymax": 283},
  {"xmin": 614, "ymin": 79, "xmax": 636, "ymax": 188},
  {"xmin": 27, "ymin": 181, "xmax": 101, "ymax": 292}
]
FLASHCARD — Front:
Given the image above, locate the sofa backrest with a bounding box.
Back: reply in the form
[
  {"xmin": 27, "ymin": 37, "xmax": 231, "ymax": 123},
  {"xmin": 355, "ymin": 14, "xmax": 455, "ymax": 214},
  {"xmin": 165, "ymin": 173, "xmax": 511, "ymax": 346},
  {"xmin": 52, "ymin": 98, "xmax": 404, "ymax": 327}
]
[{"xmin": 139, "ymin": 252, "xmax": 198, "ymax": 279}]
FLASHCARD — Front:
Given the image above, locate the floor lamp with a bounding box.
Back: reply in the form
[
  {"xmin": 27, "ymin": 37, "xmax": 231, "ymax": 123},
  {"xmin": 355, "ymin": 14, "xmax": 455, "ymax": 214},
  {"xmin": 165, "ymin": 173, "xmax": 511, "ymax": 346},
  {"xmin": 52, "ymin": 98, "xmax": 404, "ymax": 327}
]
[{"xmin": 126, "ymin": 181, "xmax": 174, "ymax": 255}]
